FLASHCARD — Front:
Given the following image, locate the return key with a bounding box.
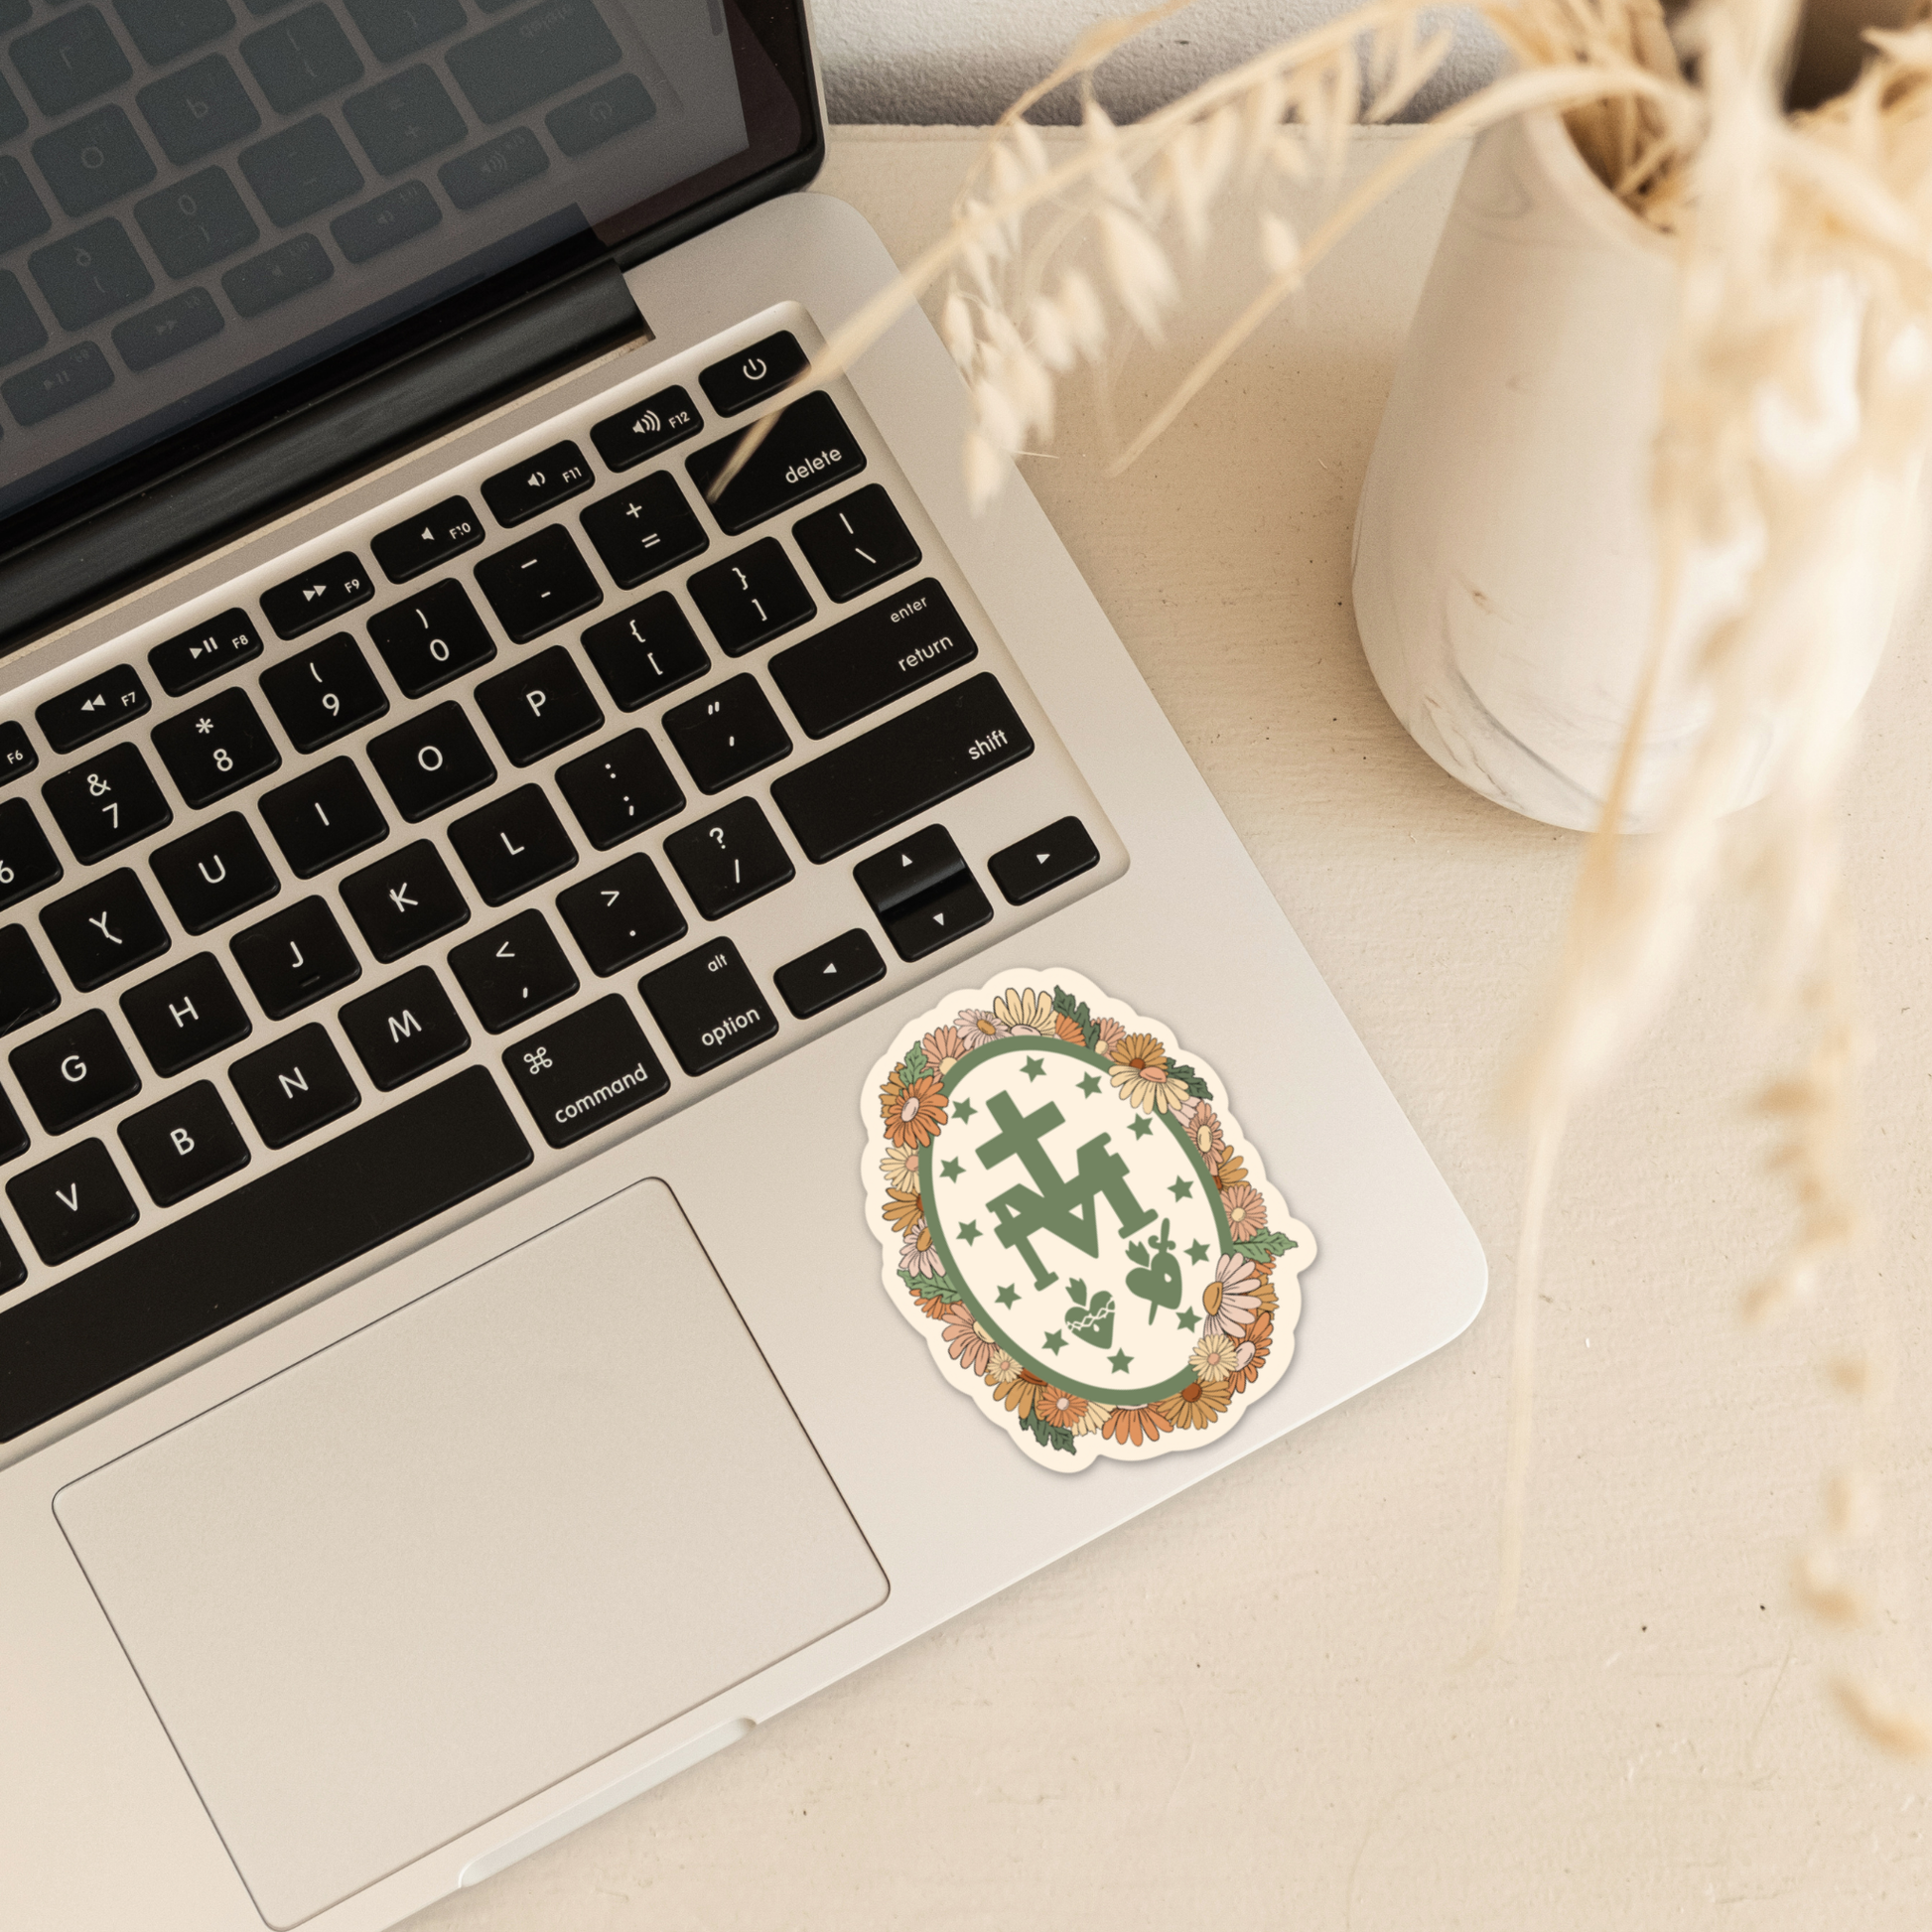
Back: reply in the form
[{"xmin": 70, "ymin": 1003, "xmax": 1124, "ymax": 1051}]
[{"xmin": 768, "ymin": 579, "xmax": 977, "ymax": 739}]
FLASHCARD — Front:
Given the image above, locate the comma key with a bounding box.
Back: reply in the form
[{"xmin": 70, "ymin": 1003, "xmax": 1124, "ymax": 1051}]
[{"xmin": 503, "ymin": 993, "xmax": 667, "ymax": 1149}]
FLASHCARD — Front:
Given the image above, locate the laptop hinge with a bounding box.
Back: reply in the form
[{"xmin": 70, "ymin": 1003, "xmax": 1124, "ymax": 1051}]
[{"xmin": 0, "ymin": 258, "xmax": 647, "ymax": 660}]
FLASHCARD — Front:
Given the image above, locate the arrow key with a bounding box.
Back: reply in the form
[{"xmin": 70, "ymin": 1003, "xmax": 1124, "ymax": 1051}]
[
  {"xmin": 988, "ymin": 815, "xmax": 1100, "ymax": 905},
  {"xmin": 882, "ymin": 869, "xmax": 992, "ymax": 963},
  {"xmin": 774, "ymin": 927, "xmax": 885, "ymax": 1019}
]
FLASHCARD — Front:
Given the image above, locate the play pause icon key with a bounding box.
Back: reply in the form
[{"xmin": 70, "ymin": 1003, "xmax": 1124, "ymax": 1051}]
[{"xmin": 775, "ymin": 928, "xmax": 887, "ymax": 1020}]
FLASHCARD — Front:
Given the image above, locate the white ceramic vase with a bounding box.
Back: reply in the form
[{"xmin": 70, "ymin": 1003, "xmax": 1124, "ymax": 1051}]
[{"xmin": 1351, "ymin": 109, "xmax": 1886, "ymax": 833}]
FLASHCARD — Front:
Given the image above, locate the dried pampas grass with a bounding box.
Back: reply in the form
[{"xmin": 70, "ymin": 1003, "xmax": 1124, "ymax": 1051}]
[{"xmin": 709, "ymin": 0, "xmax": 1932, "ymax": 1749}]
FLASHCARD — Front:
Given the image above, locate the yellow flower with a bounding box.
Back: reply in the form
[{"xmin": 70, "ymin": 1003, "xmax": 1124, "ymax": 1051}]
[
  {"xmin": 1109, "ymin": 1032, "xmax": 1179, "ymax": 1114},
  {"xmin": 992, "ymin": 987, "xmax": 1057, "ymax": 1035},
  {"xmin": 1156, "ymin": 1380, "xmax": 1230, "ymax": 1431},
  {"xmin": 983, "ymin": 1348, "xmax": 1022, "ymax": 1386},
  {"xmin": 881, "ymin": 1144, "xmax": 920, "ymax": 1191},
  {"xmin": 997, "ymin": 1370, "xmax": 1049, "ymax": 1420},
  {"xmin": 880, "ymin": 1187, "xmax": 924, "ymax": 1235},
  {"xmin": 1188, "ymin": 1332, "xmax": 1251, "ymax": 1383}
]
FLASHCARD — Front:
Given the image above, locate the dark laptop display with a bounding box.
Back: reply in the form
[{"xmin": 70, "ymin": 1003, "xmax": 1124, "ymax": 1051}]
[{"xmin": 0, "ymin": 0, "xmax": 818, "ymax": 624}]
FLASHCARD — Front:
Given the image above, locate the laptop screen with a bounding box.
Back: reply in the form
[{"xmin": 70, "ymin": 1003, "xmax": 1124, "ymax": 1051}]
[{"xmin": 0, "ymin": 0, "xmax": 811, "ymax": 525}]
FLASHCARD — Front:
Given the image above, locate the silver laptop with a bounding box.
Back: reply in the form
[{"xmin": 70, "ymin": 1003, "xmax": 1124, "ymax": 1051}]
[{"xmin": 0, "ymin": 5, "xmax": 1485, "ymax": 1925}]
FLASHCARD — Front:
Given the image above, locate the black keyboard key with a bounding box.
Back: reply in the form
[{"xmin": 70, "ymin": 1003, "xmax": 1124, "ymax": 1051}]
[
  {"xmin": 0, "ymin": 268, "xmax": 47, "ymax": 371},
  {"xmin": 770, "ymin": 673, "xmax": 1034, "ymax": 864},
  {"xmin": 556, "ymin": 852, "xmax": 683, "ymax": 975},
  {"xmin": 0, "ymin": 1065, "xmax": 529, "ymax": 1442},
  {"xmin": 0, "ymin": 925, "xmax": 58, "ymax": 1036},
  {"xmin": 366, "ymin": 578, "xmax": 494, "ymax": 696},
  {"xmin": 340, "ymin": 963, "xmax": 467, "ymax": 1089},
  {"xmin": 685, "ymin": 392, "xmax": 865, "ymax": 537},
  {"xmin": 114, "ymin": 288, "xmax": 226, "ymax": 371},
  {"xmin": 0, "ymin": 723, "xmax": 34, "ymax": 787},
  {"xmin": 150, "ymin": 608, "xmax": 263, "ymax": 696},
  {"xmin": 239, "ymin": 116, "xmax": 362, "ymax": 226},
  {"xmin": 261, "ymin": 553, "xmax": 373, "ymax": 638},
  {"xmin": 259, "ymin": 630, "xmax": 387, "ymax": 749},
  {"xmin": 451, "ymin": 907, "xmax": 577, "ymax": 1033},
  {"xmin": 503, "ymin": 992, "xmax": 664, "ymax": 1148},
  {"xmin": 546, "ymin": 71, "xmax": 652, "ymax": 155},
  {"xmin": 366, "ymin": 701, "xmax": 493, "ymax": 820},
  {"xmin": 231, "ymin": 1022, "xmax": 358, "ymax": 1147},
  {"xmin": 30, "ymin": 219, "xmax": 152, "ymax": 329},
  {"xmin": 590, "ymin": 383, "xmax": 699, "ymax": 472},
  {"xmin": 344, "ymin": 0, "xmax": 464, "ymax": 61},
  {"xmin": 339, "ymin": 839, "xmax": 468, "ymax": 961},
  {"xmin": 240, "ymin": 3, "xmax": 361, "ymax": 113},
  {"xmin": 258, "ymin": 757, "xmax": 385, "ymax": 877},
  {"xmin": 40, "ymin": 868, "xmax": 170, "ymax": 989},
  {"xmin": 476, "ymin": 647, "xmax": 601, "ymax": 764},
  {"xmin": 0, "ymin": 1086, "xmax": 24, "ymax": 1163},
  {"xmin": 44, "ymin": 744, "xmax": 173, "ymax": 865},
  {"xmin": 989, "ymin": 816, "xmax": 1100, "ymax": 904},
  {"xmin": 662, "ymin": 796, "xmax": 792, "ymax": 920},
  {"xmin": 345, "ymin": 65, "xmax": 465, "ymax": 175},
  {"xmin": 447, "ymin": 0, "xmax": 620, "ymax": 123},
  {"xmin": 133, "ymin": 166, "xmax": 257, "ymax": 275},
  {"xmin": 36, "ymin": 107, "xmax": 157, "ymax": 218},
  {"xmin": 0, "ymin": 1221, "xmax": 24, "ymax": 1295},
  {"xmin": 371, "ymin": 495, "xmax": 482, "ymax": 583},
  {"xmin": 773, "ymin": 927, "xmax": 885, "ymax": 1020},
  {"xmin": 3, "ymin": 344, "xmax": 114, "ymax": 426},
  {"xmin": 583, "ymin": 594, "xmax": 708, "ymax": 710},
  {"xmin": 138, "ymin": 55, "xmax": 261, "ymax": 166},
  {"xmin": 0, "ymin": 70, "xmax": 20, "ymax": 145},
  {"xmin": 474, "ymin": 524, "xmax": 602, "ymax": 642},
  {"xmin": 688, "ymin": 538, "xmax": 813, "ymax": 656},
  {"xmin": 852, "ymin": 823, "xmax": 966, "ymax": 920},
  {"xmin": 793, "ymin": 485, "xmax": 921, "ymax": 603},
  {"xmin": 661, "ymin": 673, "xmax": 789, "ymax": 794},
  {"xmin": 13, "ymin": 7, "xmax": 131, "ymax": 116},
  {"xmin": 222, "ymin": 232, "xmax": 333, "ymax": 314},
  {"xmin": 448, "ymin": 784, "xmax": 574, "ymax": 904},
  {"xmin": 151, "ymin": 687, "xmax": 280, "ymax": 807},
  {"xmin": 118, "ymin": 1080, "xmax": 248, "ymax": 1207},
  {"xmin": 438, "ymin": 125, "xmax": 546, "ymax": 208},
  {"xmin": 638, "ymin": 937, "xmax": 777, "ymax": 1076},
  {"xmin": 483, "ymin": 439, "xmax": 593, "ymax": 526},
  {"xmin": 556, "ymin": 729, "xmax": 681, "ymax": 849},
  {"xmin": 38, "ymin": 662, "xmax": 150, "ymax": 753},
  {"xmin": 230, "ymin": 896, "xmax": 359, "ymax": 1016},
  {"xmin": 578, "ymin": 472, "xmax": 706, "ymax": 590},
  {"xmin": 331, "ymin": 177, "xmax": 440, "ymax": 261},
  {"xmin": 113, "ymin": 0, "xmax": 234, "ymax": 68},
  {"xmin": 698, "ymin": 331, "xmax": 809, "ymax": 417},
  {"xmin": 768, "ymin": 580, "xmax": 975, "ymax": 742},
  {"xmin": 0, "ymin": 160, "xmax": 51, "ymax": 256},
  {"xmin": 120, "ymin": 952, "xmax": 250, "ymax": 1074},
  {"xmin": 0, "ymin": 800, "xmax": 62, "ymax": 910},
  {"xmin": 149, "ymin": 813, "xmax": 278, "ymax": 932},
  {"xmin": 883, "ymin": 870, "xmax": 992, "ymax": 962},
  {"xmin": 11, "ymin": 1009, "xmax": 140, "ymax": 1134},
  {"xmin": 7, "ymin": 1140, "xmax": 137, "ymax": 1267}
]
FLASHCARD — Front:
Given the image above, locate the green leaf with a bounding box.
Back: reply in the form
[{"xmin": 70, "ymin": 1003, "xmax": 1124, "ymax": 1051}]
[
  {"xmin": 1231, "ymin": 1231, "xmax": 1296, "ymax": 1261},
  {"xmin": 1052, "ymin": 988, "xmax": 1103, "ymax": 1052},
  {"xmin": 900, "ymin": 1041, "xmax": 928, "ymax": 1082},
  {"xmin": 900, "ymin": 1268, "xmax": 957, "ymax": 1301},
  {"xmin": 1047, "ymin": 1424, "xmax": 1076, "ymax": 1454},
  {"xmin": 1124, "ymin": 1240, "xmax": 1150, "ymax": 1267},
  {"xmin": 1167, "ymin": 1061, "xmax": 1214, "ymax": 1103}
]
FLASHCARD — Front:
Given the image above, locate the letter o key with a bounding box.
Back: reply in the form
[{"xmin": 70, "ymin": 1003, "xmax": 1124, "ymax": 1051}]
[{"xmin": 417, "ymin": 742, "xmax": 445, "ymax": 772}]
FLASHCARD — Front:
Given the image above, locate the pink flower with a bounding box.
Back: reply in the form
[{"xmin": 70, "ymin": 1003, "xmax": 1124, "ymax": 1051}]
[
  {"xmin": 899, "ymin": 1224, "xmax": 944, "ymax": 1278},
  {"xmin": 941, "ymin": 1306, "xmax": 997, "ymax": 1375},
  {"xmin": 1220, "ymin": 1182, "xmax": 1266, "ymax": 1241},
  {"xmin": 1200, "ymin": 1253, "xmax": 1261, "ymax": 1336},
  {"xmin": 1091, "ymin": 1016, "xmax": 1125, "ymax": 1053}
]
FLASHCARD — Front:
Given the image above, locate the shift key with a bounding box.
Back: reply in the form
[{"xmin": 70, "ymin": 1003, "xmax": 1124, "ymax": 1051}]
[{"xmin": 770, "ymin": 673, "xmax": 1034, "ymax": 864}]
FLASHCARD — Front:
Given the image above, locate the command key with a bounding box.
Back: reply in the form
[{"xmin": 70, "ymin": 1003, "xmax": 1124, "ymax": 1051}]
[{"xmin": 504, "ymin": 994, "xmax": 668, "ymax": 1148}]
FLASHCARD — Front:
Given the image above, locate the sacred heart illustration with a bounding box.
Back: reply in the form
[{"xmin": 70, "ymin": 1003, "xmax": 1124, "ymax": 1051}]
[
  {"xmin": 1123, "ymin": 1220, "xmax": 1183, "ymax": 1323},
  {"xmin": 1064, "ymin": 1288, "xmax": 1116, "ymax": 1349}
]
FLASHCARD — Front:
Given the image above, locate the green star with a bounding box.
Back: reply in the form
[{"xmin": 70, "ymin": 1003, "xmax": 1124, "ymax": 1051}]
[
  {"xmin": 1108, "ymin": 1348, "xmax": 1134, "ymax": 1374},
  {"xmin": 957, "ymin": 1220, "xmax": 981, "ymax": 1246},
  {"xmin": 1175, "ymin": 1308, "xmax": 1199, "ymax": 1332},
  {"xmin": 1129, "ymin": 1116, "xmax": 1154, "ymax": 1139},
  {"xmin": 1041, "ymin": 1329, "xmax": 1065, "ymax": 1354},
  {"xmin": 953, "ymin": 1097, "xmax": 976, "ymax": 1123},
  {"xmin": 1022, "ymin": 1055, "xmax": 1045, "ymax": 1081},
  {"xmin": 1186, "ymin": 1239, "xmax": 1210, "ymax": 1264},
  {"xmin": 1077, "ymin": 1071, "xmax": 1102, "ymax": 1097},
  {"xmin": 996, "ymin": 1284, "xmax": 1018, "ymax": 1309},
  {"xmin": 1170, "ymin": 1176, "xmax": 1193, "ymax": 1200},
  {"xmin": 940, "ymin": 1156, "xmax": 963, "ymax": 1181}
]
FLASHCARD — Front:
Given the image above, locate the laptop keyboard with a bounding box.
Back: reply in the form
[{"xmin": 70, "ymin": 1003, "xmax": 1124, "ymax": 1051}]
[{"xmin": 0, "ymin": 319, "xmax": 1117, "ymax": 1445}]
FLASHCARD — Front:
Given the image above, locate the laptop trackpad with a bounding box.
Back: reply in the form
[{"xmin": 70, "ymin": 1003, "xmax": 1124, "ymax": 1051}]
[{"xmin": 55, "ymin": 1178, "xmax": 888, "ymax": 1928}]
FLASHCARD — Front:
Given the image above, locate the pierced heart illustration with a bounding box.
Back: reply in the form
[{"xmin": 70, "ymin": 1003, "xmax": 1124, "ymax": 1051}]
[
  {"xmin": 1064, "ymin": 1290, "xmax": 1116, "ymax": 1350},
  {"xmin": 1124, "ymin": 1218, "xmax": 1183, "ymax": 1323}
]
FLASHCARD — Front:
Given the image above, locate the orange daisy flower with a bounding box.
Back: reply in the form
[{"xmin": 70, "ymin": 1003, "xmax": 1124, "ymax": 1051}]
[
  {"xmin": 1035, "ymin": 1385, "xmax": 1104, "ymax": 1435},
  {"xmin": 1225, "ymin": 1312, "xmax": 1274, "ymax": 1393},
  {"xmin": 1156, "ymin": 1380, "xmax": 1230, "ymax": 1431},
  {"xmin": 921, "ymin": 1026, "xmax": 974, "ymax": 1075},
  {"xmin": 998, "ymin": 1369, "xmax": 1048, "ymax": 1421},
  {"xmin": 1101, "ymin": 1403, "xmax": 1173, "ymax": 1448},
  {"xmin": 882, "ymin": 1072, "xmax": 948, "ymax": 1149},
  {"xmin": 1052, "ymin": 1011, "xmax": 1087, "ymax": 1042},
  {"xmin": 880, "ymin": 1187, "xmax": 924, "ymax": 1235},
  {"xmin": 912, "ymin": 1289, "xmax": 955, "ymax": 1320}
]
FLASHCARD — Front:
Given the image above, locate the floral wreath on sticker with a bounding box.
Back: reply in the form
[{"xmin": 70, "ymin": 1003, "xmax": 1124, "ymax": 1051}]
[{"xmin": 875, "ymin": 982, "xmax": 1300, "ymax": 1457}]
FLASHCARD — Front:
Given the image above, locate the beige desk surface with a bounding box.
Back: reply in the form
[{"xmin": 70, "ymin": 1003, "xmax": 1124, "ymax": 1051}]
[{"xmin": 411, "ymin": 129, "xmax": 1932, "ymax": 1930}]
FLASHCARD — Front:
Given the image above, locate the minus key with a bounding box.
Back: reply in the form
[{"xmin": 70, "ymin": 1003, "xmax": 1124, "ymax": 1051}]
[{"xmin": 774, "ymin": 928, "xmax": 886, "ymax": 1019}]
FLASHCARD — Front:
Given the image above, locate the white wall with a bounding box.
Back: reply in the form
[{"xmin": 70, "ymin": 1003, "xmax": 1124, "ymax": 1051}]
[{"xmin": 811, "ymin": 0, "xmax": 1504, "ymax": 125}]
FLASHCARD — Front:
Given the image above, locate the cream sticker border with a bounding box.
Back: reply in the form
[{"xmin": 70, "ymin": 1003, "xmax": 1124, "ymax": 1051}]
[{"xmin": 861, "ymin": 969, "xmax": 1314, "ymax": 1468}]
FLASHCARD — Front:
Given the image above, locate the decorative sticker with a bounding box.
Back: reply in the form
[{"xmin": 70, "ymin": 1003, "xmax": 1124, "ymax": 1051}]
[{"xmin": 861, "ymin": 969, "xmax": 1314, "ymax": 1468}]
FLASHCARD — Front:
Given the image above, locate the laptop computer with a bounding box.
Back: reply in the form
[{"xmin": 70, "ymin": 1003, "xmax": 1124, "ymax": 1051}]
[{"xmin": 0, "ymin": 5, "xmax": 1485, "ymax": 1925}]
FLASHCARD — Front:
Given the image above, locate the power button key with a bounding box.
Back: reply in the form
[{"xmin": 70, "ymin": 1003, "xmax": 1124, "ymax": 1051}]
[{"xmin": 698, "ymin": 331, "xmax": 810, "ymax": 415}]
